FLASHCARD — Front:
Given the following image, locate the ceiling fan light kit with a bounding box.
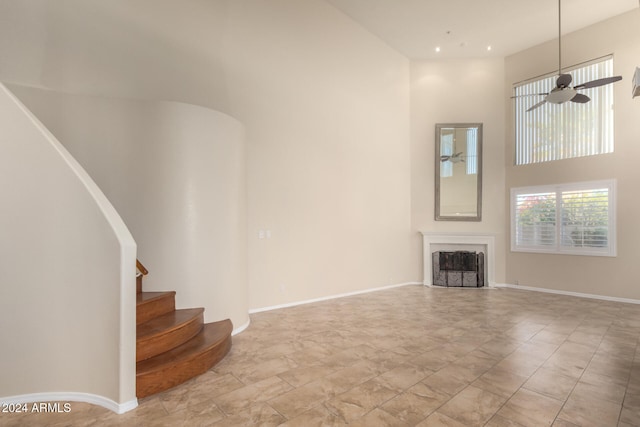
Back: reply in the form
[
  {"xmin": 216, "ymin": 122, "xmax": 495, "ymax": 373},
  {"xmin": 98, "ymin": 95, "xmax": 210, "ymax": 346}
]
[{"xmin": 516, "ymin": 0, "xmax": 622, "ymax": 112}]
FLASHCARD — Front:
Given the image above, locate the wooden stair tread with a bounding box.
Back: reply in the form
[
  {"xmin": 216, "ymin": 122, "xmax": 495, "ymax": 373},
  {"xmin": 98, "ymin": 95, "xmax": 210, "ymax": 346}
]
[
  {"xmin": 136, "ymin": 291, "xmax": 176, "ymax": 325},
  {"xmin": 137, "ymin": 291, "xmax": 176, "ymax": 305},
  {"xmin": 137, "ymin": 319, "xmax": 232, "ymax": 375},
  {"xmin": 136, "ymin": 320, "xmax": 233, "ymax": 397},
  {"xmin": 135, "ymin": 270, "xmax": 232, "ymax": 398},
  {"xmin": 137, "ymin": 308, "xmax": 204, "ymax": 339},
  {"xmin": 136, "ymin": 308, "xmax": 205, "ymax": 362}
]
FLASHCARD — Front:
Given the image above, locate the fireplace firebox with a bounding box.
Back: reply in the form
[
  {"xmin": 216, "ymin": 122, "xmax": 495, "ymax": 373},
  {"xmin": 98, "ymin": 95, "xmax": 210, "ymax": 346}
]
[{"xmin": 432, "ymin": 251, "xmax": 484, "ymax": 287}]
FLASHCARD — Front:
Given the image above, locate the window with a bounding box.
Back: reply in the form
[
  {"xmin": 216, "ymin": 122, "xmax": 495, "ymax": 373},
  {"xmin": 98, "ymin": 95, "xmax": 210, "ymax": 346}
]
[
  {"xmin": 466, "ymin": 127, "xmax": 478, "ymax": 175},
  {"xmin": 513, "ymin": 56, "xmax": 615, "ymax": 165},
  {"xmin": 441, "ymin": 132, "xmax": 453, "ymax": 177},
  {"xmin": 511, "ymin": 180, "xmax": 616, "ymax": 256}
]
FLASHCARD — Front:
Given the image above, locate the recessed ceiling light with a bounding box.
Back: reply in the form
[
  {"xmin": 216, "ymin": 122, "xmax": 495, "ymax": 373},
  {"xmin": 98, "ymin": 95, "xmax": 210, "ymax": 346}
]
[
  {"xmin": 435, "ymin": 47, "xmax": 441, "ymax": 53},
  {"xmin": 487, "ymin": 45, "xmax": 492, "ymax": 51}
]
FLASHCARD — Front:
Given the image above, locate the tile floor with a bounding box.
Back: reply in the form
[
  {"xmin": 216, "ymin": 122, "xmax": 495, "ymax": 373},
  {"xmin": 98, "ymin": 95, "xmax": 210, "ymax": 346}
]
[{"xmin": 2, "ymin": 285, "xmax": 640, "ymax": 426}]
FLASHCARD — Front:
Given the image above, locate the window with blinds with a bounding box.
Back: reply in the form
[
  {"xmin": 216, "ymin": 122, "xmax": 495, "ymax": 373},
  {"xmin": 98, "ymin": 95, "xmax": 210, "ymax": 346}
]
[
  {"xmin": 511, "ymin": 180, "xmax": 616, "ymax": 256},
  {"xmin": 513, "ymin": 56, "xmax": 615, "ymax": 165}
]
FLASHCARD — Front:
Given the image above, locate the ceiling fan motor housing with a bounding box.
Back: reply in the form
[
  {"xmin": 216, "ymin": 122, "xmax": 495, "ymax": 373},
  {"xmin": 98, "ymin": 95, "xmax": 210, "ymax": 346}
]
[{"xmin": 546, "ymin": 87, "xmax": 577, "ymax": 104}]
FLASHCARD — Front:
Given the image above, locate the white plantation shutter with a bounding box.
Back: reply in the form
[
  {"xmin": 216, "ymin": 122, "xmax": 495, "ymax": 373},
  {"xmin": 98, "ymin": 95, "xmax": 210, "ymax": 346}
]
[
  {"xmin": 514, "ymin": 192, "xmax": 556, "ymax": 248},
  {"xmin": 513, "ymin": 56, "xmax": 615, "ymax": 165},
  {"xmin": 560, "ymin": 188, "xmax": 609, "ymax": 249},
  {"xmin": 511, "ymin": 180, "xmax": 616, "ymax": 256}
]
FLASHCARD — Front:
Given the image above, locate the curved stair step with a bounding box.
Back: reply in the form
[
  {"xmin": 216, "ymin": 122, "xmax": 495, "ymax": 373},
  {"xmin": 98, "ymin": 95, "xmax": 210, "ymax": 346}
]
[
  {"xmin": 136, "ymin": 291, "xmax": 176, "ymax": 325},
  {"xmin": 136, "ymin": 308, "xmax": 204, "ymax": 362},
  {"xmin": 136, "ymin": 319, "xmax": 233, "ymax": 398}
]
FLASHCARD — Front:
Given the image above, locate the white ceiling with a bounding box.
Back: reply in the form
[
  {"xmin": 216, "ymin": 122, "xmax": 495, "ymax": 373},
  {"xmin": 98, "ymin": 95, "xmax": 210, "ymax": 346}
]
[{"xmin": 325, "ymin": 0, "xmax": 639, "ymax": 59}]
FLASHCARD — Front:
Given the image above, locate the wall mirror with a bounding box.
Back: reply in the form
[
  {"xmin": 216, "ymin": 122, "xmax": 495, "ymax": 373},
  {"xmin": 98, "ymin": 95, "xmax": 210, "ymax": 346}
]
[{"xmin": 435, "ymin": 123, "xmax": 482, "ymax": 221}]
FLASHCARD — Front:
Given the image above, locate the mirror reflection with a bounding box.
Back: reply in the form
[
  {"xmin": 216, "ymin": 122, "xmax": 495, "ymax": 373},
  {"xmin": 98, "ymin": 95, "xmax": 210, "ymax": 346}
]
[{"xmin": 435, "ymin": 123, "xmax": 482, "ymax": 221}]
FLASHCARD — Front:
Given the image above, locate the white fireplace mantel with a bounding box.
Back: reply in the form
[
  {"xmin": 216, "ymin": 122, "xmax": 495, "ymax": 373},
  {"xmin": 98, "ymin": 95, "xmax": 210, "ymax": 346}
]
[{"xmin": 421, "ymin": 231, "xmax": 495, "ymax": 287}]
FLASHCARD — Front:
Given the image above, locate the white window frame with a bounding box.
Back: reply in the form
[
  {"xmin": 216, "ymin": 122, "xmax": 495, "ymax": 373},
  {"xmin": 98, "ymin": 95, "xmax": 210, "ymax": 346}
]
[
  {"xmin": 511, "ymin": 180, "xmax": 616, "ymax": 257},
  {"xmin": 513, "ymin": 56, "xmax": 615, "ymax": 165}
]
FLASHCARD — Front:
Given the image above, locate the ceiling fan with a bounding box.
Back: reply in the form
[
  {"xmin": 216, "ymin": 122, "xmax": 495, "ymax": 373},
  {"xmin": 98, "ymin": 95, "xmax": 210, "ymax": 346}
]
[
  {"xmin": 516, "ymin": 0, "xmax": 622, "ymax": 112},
  {"xmin": 441, "ymin": 152, "xmax": 464, "ymax": 163}
]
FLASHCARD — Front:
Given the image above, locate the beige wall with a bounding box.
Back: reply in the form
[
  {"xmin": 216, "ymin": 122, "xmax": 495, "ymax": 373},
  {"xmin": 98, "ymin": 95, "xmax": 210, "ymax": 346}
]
[
  {"xmin": 504, "ymin": 10, "xmax": 640, "ymax": 299},
  {"xmin": 222, "ymin": 0, "xmax": 414, "ymax": 309},
  {"xmin": 0, "ymin": 84, "xmax": 137, "ymax": 410},
  {"xmin": 0, "ymin": 0, "xmax": 231, "ymax": 112},
  {"xmin": 0, "ymin": 1, "xmax": 415, "ymax": 310},
  {"xmin": 411, "ymin": 58, "xmax": 507, "ymax": 283},
  {"xmin": 7, "ymin": 86, "xmax": 249, "ymax": 331}
]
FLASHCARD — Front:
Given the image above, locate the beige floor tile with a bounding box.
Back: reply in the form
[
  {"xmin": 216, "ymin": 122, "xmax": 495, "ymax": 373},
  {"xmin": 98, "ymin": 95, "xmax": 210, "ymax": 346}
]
[
  {"xmin": 479, "ymin": 337, "xmax": 523, "ymax": 358},
  {"xmin": 212, "ymin": 376, "xmax": 293, "ymax": 415},
  {"xmin": 324, "ymin": 378, "xmax": 398, "ymax": 423},
  {"xmin": 551, "ymin": 419, "xmax": 581, "ymax": 427},
  {"xmin": 12, "ymin": 286, "xmax": 640, "ymax": 426},
  {"xmin": 268, "ymin": 380, "xmax": 333, "ymax": 419},
  {"xmin": 620, "ymin": 391, "xmax": 640, "ymax": 425},
  {"xmin": 530, "ymin": 329, "xmax": 569, "ymax": 346},
  {"xmin": 277, "ymin": 363, "xmax": 338, "ymax": 388},
  {"xmin": 416, "ymin": 411, "xmax": 469, "ymax": 427},
  {"xmin": 411, "ymin": 348, "xmax": 457, "ymax": 371},
  {"xmin": 485, "ymin": 413, "xmax": 522, "ymax": 426},
  {"xmin": 279, "ymin": 405, "xmax": 347, "ymax": 426},
  {"xmin": 420, "ymin": 368, "xmax": 470, "ymax": 396},
  {"xmin": 348, "ymin": 408, "xmax": 407, "ymax": 427},
  {"xmin": 438, "ymin": 385, "xmax": 507, "ymax": 426},
  {"xmin": 381, "ymin": 382, "xmax": 450, "ymax": 424},
  {"xmin": 495, "ymin": 388, "xmax": 563, "ymax": 427},
  {"xmin": 572, "ymin": 370, "xmax": 628, "ymax": 404},
  {"xmin": 523, "ymin": 367, "xmax": 578, "ymax": 401},
  {"xmin": 473, "ymin": 366, "xmax": 529, "ymax": 398},
  {"xmin": 557, "ymin": 392, "xmax": 622, "ymax": 427},
  {"xmin": 210, "ymin": 403, "xmax": 285, "ymax": 426},
  {"xmin": 374, "ymin": 363, "xmax": 434, "ymax": 392}
]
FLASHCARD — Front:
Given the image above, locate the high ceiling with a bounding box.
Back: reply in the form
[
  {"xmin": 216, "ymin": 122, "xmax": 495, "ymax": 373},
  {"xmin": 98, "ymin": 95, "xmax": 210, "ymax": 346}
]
[{"xmin": 325, "ymin": 0, "xmax": 639, "ymax": 59}]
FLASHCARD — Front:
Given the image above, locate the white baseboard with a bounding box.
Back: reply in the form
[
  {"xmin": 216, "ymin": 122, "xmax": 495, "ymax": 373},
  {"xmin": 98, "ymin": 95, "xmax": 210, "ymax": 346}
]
[
  {"xmin": 249, "ymin": 282, "xmax": 422, "ymax": 314},
  {"xmin": 495, "ymin": 283, "xmax": 640, "ymax": 305},
  {"xmin": 232, "ymin": 318, "xmax": 251, "ymax": 336},
  {"xmin": 0, "ymin": 392, "xmax": 138, "ymax": 414}
]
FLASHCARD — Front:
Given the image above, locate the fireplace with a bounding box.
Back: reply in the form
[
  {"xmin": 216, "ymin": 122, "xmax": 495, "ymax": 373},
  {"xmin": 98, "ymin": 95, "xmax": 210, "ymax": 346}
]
[
  {"xmin": 421, "ymin": 232, "xmax": 495, "ymax": 287},
  {"xmin": 432, "ymin": 251, "xmax": 484, "ymax": 287}
]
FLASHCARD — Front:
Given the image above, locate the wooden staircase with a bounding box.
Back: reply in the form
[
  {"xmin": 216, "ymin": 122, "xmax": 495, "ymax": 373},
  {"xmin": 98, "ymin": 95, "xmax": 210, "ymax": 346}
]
[{"xmin": 135, "ymin": 260, "xmax": 232, "ymax": 398}]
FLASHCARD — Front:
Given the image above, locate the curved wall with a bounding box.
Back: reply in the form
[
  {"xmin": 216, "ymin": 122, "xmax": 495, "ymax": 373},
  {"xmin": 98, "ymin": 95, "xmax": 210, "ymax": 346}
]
[
  {"xmin": 0, "ymin": 83, "xmax": 137, "ymax": 411},
  {"xmin": 8, "ymin": 84, "xmax": 249, "ymax": 331}
]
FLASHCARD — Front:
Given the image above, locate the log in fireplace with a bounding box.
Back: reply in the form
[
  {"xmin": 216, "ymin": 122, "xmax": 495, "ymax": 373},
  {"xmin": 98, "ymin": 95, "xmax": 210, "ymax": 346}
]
[{"xmin": 432, "ymin": 251, "xmax": 484, "ymax": 287}]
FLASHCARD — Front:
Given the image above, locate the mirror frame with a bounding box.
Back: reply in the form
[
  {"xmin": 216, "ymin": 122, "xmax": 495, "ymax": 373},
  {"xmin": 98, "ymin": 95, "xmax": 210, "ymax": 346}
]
[{"xmin": 435, "ymin": 123, "xmax": 483, "ymax": 222}]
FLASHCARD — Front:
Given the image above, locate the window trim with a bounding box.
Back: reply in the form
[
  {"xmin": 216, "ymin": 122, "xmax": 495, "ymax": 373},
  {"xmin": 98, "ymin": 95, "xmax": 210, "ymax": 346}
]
[{"xmin": 510, "ymin": 179, "xmax": 616, "ymax": 257}]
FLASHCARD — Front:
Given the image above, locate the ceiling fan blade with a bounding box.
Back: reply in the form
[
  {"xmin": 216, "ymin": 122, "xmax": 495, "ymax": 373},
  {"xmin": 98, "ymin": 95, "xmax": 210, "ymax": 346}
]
[
  {"xmin": 510, "ymin": 93, "xmax": 548, "ymax": 99},
  {"xmin": 556, "ymin": 74, "xmax": 572, "ymax": 88},
  {"xmin": 440, "ymin": 155, "xmax": 450, "ymax": 161},
  {"xmin": 526, "ymin": 99, "xmax": 547, "ymax": 112},
  {"xmin": 571, "ymin": 93, "xmax": 590, "ymax": 103},
  {"xmin": 573, "ymin": 76, "xmax": 622, "ymax": 90}
]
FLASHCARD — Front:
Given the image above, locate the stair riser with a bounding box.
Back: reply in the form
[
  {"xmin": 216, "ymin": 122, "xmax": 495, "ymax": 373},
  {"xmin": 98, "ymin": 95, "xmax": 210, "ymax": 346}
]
[
  {"xmin": 136, "ymin": 313, "xmax": 204, "ymax": 362},
  {"xmin": 137, "ymin": 295, "xmax": 175, "ymax": 325},
  {"xmin": 136, "ymin": 334, "xmax": 231, "ymax": 398}
]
